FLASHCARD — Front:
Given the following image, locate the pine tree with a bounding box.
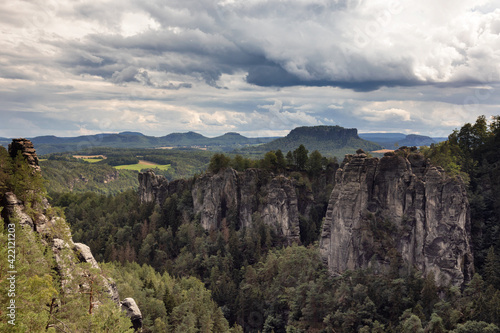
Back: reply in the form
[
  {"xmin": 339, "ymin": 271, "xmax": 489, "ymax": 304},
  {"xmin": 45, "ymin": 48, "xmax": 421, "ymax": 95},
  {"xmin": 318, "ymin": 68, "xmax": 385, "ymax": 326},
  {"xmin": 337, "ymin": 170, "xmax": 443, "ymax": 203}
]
[{"xmin": 484, "ymin": 246, "xmax": 500, "ymax": 289}]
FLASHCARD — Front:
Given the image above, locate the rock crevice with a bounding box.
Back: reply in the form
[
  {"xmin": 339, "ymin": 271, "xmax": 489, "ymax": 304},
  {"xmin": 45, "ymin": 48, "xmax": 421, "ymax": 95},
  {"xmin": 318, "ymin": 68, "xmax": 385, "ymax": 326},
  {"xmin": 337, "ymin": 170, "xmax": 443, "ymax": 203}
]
[
  {"xmin": 319, "ymin": 149, "xmax": 474, "ymax": 287},
  {"xmin": 140, "ymin": 167, "xmax": 302, "ymax": 243}
]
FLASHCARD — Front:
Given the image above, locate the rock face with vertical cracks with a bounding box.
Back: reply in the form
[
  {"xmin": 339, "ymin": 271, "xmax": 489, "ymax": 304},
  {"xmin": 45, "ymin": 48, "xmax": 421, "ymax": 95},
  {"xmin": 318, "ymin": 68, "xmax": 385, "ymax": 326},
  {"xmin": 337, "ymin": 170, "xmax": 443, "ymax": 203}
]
[
  {"xmin": 140, "ymin": 168, "xmax": 301, "ymax": 243},
  {"xmin": 319, "ymin": 149, "xmax": 474, "ymax": 287}
]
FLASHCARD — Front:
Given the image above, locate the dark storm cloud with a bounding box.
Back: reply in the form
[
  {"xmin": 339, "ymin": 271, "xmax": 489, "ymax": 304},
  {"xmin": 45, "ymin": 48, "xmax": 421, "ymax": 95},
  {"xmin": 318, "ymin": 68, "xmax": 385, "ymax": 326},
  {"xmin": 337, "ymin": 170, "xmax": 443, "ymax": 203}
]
[{"xmin": 245, "ymin": 63, "xmax": 426, "ymax": 92}]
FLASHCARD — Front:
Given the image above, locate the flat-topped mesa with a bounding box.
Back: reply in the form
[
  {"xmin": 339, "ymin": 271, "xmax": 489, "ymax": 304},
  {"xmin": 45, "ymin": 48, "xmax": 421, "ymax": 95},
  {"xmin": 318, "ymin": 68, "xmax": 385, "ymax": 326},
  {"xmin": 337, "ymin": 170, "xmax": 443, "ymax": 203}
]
[
  {"xmin": 319, "ymin": 148, "xmax": 474, "ymax": 287},
  {"xmin": 9, "ymin": 138, "xmax": 41, "ymax": 172}
]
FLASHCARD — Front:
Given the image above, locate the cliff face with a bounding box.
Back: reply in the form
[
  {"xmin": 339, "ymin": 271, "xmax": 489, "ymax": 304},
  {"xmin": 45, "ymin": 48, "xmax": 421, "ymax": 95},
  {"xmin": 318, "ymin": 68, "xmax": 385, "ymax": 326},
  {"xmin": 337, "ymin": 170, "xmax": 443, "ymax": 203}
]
[
  {"xmin": 140, "ymin": 168, "xmax": 301, "ymax": 242},
  {"xmin": 319, "ymin": 149, "xmax": 474, "ymax": 287},
  {"xmin": 1, "ymin": 139, "xmax": 142, "ymax": 328}
]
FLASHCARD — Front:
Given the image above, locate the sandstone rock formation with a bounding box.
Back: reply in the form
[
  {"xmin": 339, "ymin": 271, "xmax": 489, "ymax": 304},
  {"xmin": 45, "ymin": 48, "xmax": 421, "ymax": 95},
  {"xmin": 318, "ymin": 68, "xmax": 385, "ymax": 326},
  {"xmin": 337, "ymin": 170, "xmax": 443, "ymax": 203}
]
[
  {"xmin": 2, "ymin": 192, "xmax": 34, "ymax": 228},
  {"xmin": 9, "ymin": 138, "xmax": 41, "ymax": 171},
  {"xmin": 140, "ymin": 167, "xmax": 301, "ymax": 242},
  {"xmin": 319, "ymin": 148, "xmax": 474, "ymax": 287},
  {"xmin": 2, "ymin": 139, "xmax": 141, "ymax": 328},
  {"xmin": 121, "ymin": 298, "xmax": 143, "ymax": 331},
  {"xmin": 74, "ymin": 242, "xmax": 120, "ymax": 304}
]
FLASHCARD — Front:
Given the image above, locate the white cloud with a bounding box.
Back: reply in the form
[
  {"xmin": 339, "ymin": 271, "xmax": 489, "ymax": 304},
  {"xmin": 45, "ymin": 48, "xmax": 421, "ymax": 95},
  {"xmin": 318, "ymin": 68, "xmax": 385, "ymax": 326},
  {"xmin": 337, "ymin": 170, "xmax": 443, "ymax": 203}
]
[
  {"xmin": 1, "ymin": 0, "xmax": 500, "ymax": 138},
  {"xmin": 359, "ymin": 107, "xmax": 412, "ymax": 123}
]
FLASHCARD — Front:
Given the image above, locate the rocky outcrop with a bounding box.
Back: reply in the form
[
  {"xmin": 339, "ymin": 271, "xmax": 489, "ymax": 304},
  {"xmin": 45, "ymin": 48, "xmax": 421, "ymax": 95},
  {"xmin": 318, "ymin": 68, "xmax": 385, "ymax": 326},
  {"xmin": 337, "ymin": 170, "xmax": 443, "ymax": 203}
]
[
  {"xmin": 319, "ymin": 149, "xmax": 474, "ymax": 287},
  {"xmin": 138, "ymin": 169, "xmax": 190, "ymax": 205},
  {"xmin": 138, "ymin": 169, "xmax": 168, "ymax": 204},
  {"xmin": 2, "ymin": 139, "xmax": 141, "ymax": 328},
  {"xmin": 2, "ymin": 192, "xmax": 35, "ymax": 228},
  {"xmin": 9, "ymin": 138, "xmax": 41, "ymax": 171},
  {"xmin": 141, "ymin": 167, "xmax": 301, "ymax": 243},
  {"xmin": 192, "ymin": 168, "xmax": 239, "ymax": 230},
  {"xmin": 74, "ymin": 242, "xmax": 120, "ymax": 304},
  {"xmin": 121, "ymin": 298, "xmax": 143, "ymax": 331}
]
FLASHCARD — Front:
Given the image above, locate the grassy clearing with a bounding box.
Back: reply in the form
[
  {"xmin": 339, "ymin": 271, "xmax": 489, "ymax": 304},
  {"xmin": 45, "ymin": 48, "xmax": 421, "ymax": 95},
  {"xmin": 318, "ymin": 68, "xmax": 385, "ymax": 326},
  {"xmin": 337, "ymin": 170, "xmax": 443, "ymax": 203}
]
[
  {"xmin": 83, "ymin": 158, "xmax": 104, "ymax": 163},
  {"xmin": 114, "ymin": 162, "xmax": 171, "ymax": 171}
]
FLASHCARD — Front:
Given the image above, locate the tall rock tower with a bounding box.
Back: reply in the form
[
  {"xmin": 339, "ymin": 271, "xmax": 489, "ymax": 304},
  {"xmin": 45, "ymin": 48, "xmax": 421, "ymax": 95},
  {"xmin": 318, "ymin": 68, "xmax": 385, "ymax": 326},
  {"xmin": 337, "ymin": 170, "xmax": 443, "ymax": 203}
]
[{"xmin": 319, "ymin": 148, "xmax": 474, "ymax": 287}]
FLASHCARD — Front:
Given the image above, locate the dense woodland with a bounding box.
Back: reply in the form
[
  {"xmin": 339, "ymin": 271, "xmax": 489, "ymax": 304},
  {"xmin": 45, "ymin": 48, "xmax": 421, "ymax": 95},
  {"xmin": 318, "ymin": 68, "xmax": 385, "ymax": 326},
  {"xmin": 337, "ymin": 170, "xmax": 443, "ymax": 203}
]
[{"xmin": 1, "ymin": 116, "xmax": 500, "ymax": 332}]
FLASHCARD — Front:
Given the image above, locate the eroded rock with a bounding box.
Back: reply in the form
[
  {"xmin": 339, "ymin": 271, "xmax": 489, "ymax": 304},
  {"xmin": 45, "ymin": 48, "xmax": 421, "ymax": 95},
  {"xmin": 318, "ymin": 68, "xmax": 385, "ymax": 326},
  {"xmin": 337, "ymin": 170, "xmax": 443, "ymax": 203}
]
[
  {"xmin": 121, "ymin": 298, "xmax": 143, "ymax": 331},
  {"xmin": 319, "ymin": 148, "xmax": 474, "ymax": 287},
  {"xmin": 8, "ymin": 138, "xmax": 41, "ymax": 172},
  {"xmin": 141, "ymin": 167, "xmax": 302, "ymax": 243}
]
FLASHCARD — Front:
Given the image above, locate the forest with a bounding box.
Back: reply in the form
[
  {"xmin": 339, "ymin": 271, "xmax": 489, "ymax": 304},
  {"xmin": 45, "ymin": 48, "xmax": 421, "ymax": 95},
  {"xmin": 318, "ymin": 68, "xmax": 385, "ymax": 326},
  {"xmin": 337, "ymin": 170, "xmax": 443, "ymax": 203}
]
[{"xmin": 1, "ymin": 116, "xmax": 500, "ymax": 332}]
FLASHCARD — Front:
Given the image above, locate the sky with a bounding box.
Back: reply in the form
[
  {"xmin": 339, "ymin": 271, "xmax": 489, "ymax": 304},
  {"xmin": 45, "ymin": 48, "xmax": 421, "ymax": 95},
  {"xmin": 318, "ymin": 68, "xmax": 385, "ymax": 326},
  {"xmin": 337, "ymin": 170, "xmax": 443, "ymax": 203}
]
[{"xmin": 1, "ymin": 0, "xmax": 500, "ymax": 138}]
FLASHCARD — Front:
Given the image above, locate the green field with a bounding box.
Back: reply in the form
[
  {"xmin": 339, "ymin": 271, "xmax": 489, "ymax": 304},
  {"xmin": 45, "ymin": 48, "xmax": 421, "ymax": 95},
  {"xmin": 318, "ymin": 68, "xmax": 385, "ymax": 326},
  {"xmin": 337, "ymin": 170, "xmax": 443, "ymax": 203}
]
[
  {"xmin": 83, "ymin": 158, "xmax": 104, "ymax": 163},
  {"xmin": 114, "ymin": 162, "xmax": 171, "ymax": 171}
]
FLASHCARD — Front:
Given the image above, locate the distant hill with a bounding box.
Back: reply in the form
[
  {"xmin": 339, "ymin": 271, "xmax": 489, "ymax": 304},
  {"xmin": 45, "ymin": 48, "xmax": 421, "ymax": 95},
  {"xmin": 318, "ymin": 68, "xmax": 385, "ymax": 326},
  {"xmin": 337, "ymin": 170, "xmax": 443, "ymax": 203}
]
[
  {"xmin": 358, "ymin": 133, "xmax": 447, "ymax": 148},
  {"xmin": 0, "ymin": 137, "xmax": 10, "ymax": 147},
  {"xmin": 240, "ymin": 125, "xmax": 382, "ymax": 158},
  {"xmin": 15, "ymin": 131, "xmax": 278, "ymax": 154},
  {"xmin": 160, "ymin": 131, "xmax": 207, "ymax": 145},
  {"xmin": 1, "ymin": 129, "xmax": 449, "ymax": 155}
]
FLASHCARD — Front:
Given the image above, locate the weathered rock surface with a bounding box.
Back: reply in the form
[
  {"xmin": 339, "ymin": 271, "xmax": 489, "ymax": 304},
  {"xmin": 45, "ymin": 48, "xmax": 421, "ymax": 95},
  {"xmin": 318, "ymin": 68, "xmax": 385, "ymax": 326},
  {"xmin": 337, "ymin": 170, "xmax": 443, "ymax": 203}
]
[
  {"xmin": 74, "ymin": 242, "xmax": 120, "ymax": 304},
  {"xmin": 9, "ymin": 138, "xmax": 41, "ymax": 171},
  {"xmin": 2, "ymin": 139, "xmax": 141, "ymax": 327},
  {"xmin": 121, "ymin": 298, "xmax": 143, "ymax": 331},
  {"xmin": 319, "ymin": 149, "xmax": 474, "ymax": 287},
  {"xmin": 2, "ymin": 192, "xmax": 34, "ymax": 228},
  {"xmin": 140, "ymin": 168, "xmax": 301, "ymax": 242}
]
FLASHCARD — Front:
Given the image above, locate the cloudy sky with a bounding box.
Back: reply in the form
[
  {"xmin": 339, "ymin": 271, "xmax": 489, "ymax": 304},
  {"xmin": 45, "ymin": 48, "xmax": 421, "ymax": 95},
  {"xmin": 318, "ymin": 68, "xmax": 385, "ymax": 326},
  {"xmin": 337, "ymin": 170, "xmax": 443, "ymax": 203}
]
[{"xmin": 1, "ymin": 0, "xmax": 500, "ymax": 138}]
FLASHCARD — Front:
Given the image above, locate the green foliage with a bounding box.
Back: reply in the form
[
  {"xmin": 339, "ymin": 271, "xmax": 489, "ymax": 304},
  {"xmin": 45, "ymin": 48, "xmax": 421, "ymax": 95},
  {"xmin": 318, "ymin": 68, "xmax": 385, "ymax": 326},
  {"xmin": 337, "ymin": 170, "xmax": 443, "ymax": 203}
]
[
  {"xmin": 0, "ymin": 147, "xmax": 13, "ymax": 196},
  {"xmin": 102, "ymin": 261, "xmax": 239, "ymax": 332},
  {"xmin": 452, "ymin": 321, "xmax": 500, "ymax": 333},
  {"xmin": 40, "ymin": 159, "xmax": 138, "ymax": 195},
  {"xmin": 208, "ymin": 153, "xmax": 231, "ymax": 173},
  {"xmin": 293, "ymin": 144, "xmax": 309, "ymax": 170},
  {"xmin": 10, "ymin": 152, "xmax": 47, "ymax": 207},
  {"xmin": 484, "ymin": 247, "xmax": 500, "ymax": 290},
  {"xmin": 0, "ymin": 211, "xmax": 134, "ymax": 332}
]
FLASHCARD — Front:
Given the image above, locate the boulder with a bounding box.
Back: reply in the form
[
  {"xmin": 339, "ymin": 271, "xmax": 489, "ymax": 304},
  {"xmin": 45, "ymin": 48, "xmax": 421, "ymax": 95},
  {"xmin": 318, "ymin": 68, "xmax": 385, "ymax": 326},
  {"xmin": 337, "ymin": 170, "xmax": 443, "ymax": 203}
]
[{"xmin": 121, "ymin": 298, "xmax": 143, "ymax": 331}]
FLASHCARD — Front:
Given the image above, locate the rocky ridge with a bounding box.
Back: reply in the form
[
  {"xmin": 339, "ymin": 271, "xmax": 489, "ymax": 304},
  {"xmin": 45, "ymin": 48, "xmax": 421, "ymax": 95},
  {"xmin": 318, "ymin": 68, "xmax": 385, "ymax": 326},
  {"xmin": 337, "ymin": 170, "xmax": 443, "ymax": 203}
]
[
  {"xmin": 141, "ymin": 146, "xmax": 475, "ymax": 287},
  {"xmin": 319, "ymin": 148, "xmax": 474, "ymax": 287},
  {"xmin": 140, "ymin": 167, "xmax": 302, "ymax": 243},
  {"xmin": 1, "ymin": 139, "xmax": 142, "ymax": 329}
]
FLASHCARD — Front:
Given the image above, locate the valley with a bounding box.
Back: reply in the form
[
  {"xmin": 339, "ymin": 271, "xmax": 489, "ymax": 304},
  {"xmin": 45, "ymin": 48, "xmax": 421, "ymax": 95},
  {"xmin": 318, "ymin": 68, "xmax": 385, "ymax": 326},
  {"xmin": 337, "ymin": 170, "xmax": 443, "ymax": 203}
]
[{"xmin": 1, "ymin": 119, "xmax": 500, "ymax": 332}]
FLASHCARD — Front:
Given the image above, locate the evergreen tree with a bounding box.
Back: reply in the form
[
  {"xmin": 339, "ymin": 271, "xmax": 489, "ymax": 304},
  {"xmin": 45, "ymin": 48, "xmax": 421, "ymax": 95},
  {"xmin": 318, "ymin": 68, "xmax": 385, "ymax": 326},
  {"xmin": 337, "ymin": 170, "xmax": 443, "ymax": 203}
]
[
  {"xmin": 208, "ymin": 153, "xmax": 231, "ymax": 173},
  {"xmin": 484, "ymin": 246, "xmax": 500, "ymax": 289},
  {"xmin": 293, "ymin": 145, "xmax": 309, "ymax": 170}
]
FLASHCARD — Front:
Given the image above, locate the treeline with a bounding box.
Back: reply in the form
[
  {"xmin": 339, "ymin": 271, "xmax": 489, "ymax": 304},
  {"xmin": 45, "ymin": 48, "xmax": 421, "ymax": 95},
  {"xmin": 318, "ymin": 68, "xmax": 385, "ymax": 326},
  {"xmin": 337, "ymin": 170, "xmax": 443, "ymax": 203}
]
[
  {"xmin": 102, "ymin": 261, "xmax": 241, "ymax": 332},
  {"xmin": 208, "ymin": 144, "xmax": 338, "ymax": 175}
]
